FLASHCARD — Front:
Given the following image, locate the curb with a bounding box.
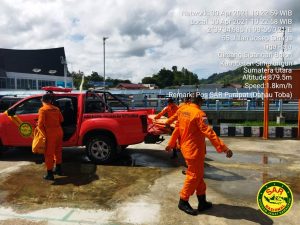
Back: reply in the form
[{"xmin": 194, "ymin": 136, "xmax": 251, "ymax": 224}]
[{"xmin": 213, "ymin": 126, "xmax": 299, "ymax": 138}]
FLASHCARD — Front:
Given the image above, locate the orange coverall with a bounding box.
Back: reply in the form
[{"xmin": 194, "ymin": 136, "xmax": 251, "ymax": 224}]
[
  {"xmin": 154, "ymin": 103, "xmax": 178, "ymax": 119},
  {"xmin": 38, "ymin": 103, "xmax": 64, "ymax": 171},
  {"xmin": 171, "ymin": 103, "xmax": 228, "ymax": 201},
  {"xmin": 166, "ymin": 102, "xmax": 189, "ymax": 148}
]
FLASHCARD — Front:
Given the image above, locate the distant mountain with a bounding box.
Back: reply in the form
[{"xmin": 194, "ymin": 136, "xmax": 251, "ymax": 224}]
[{"xmin": 201, "ymin": 64, "xmax": 300, "ymax": 85}]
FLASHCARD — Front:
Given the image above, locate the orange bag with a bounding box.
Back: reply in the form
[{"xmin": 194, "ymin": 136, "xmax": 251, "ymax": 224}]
[{"xmin": 32, "ymin": 127, "xmax": 46, "ymax": 154}]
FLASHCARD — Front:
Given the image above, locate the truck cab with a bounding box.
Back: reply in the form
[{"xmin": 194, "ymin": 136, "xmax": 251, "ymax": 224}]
[{"xmin": 0, "ymin": 87, "xmax": 150, "ymax": 164}]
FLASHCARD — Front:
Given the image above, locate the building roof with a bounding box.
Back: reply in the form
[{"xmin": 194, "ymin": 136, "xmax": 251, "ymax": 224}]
[
  {"xmin": 226, "ymin": 83, "xmax": 243, "ymax": 88},
  {"xmin": 198, "ymin": 84, "xmax": 224, "ymax": 89},
  {"xmin": 179, "ymin": 84, "xmax": 224, "ymax": 89},
  {"xmin": 0, "ymin": 47, "xmax": 66, "ymax": 77},
  {"xmin": 116, "ymin": 83, "xmax": 146, "ymax": 89}
]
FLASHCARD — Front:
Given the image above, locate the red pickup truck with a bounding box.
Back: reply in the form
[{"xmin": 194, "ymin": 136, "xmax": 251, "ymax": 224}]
[{"xmin": 0, "ymin": 87, "xmax": 153, "ymax": 163}]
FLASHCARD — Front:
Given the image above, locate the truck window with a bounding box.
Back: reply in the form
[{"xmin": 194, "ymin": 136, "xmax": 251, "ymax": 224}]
[
  {"xmin": 0, "ymin": 101, "xmax": 9, "ymax": 112},
  {"xmin": 85, "ymin": 100, "xmax": 105, "ymax": 113},
  {"xmin": 53, "ymin": 96, "xmax": 78, "ymax": 141},
  {"xmin": 15, "ymin": 98, "xmax": 42, "ymax": 115},
  {"xmin": 54, "ymin": 97, "xmax": 77, "ymax": 126},
  {"xmin": 0, "ymin": 97, "xmax": 23, "ymax": 112},
  {"xmin": 104, "ymin": 93, "xmax": 128, "ymax": 111},
  {"xmin": 85, "ymin": 93, "xmax": 106, "ymax": 113}
]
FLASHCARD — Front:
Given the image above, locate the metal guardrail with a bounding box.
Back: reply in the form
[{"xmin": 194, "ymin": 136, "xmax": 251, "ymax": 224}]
[
  {"xmin": 125, "ymin": 98, "xmax": 299, "ymax": 112},
  {"xmin": 0, "ymin": 90, "xmax": 298, "ymax": 112}
]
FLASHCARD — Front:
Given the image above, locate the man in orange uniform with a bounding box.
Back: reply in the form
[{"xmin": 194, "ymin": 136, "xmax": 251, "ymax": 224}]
[
  {"xmin": 166, "ymin": 95, "xmax": 233, "ymax": 215},
  {"xmin": 154, "ymin": 98, "xmax": 178, "ymax": 119},
  {"xmin": 166, "ymin": 96, "xmax": 191, "ymax": 150},
  {"xmin": 38, "ymin": 94, "xmax": 64, "ymax": 180},
  {"xmin": 155, "ymin": 98, "xmax": 179, "ymax": 158}
]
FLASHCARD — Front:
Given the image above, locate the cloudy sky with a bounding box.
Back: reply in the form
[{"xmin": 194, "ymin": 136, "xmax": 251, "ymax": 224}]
[{"xmin": 0, "ymin": 0, "xmax": 299, "ymax": 82}]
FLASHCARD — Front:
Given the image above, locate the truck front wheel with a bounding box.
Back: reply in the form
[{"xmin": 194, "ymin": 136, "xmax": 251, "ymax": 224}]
[{"xmin": 86, "ymin": 135, "xmax": 116, "ymax": 164}]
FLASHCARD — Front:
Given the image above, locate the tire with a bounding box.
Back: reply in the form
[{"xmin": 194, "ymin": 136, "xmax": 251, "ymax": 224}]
[
  {"xmin": 121, "ymin": 145, "xmax": 128, "ymax": 150},
  {"xmin": 86, "ymin": 135, "xmax": 116, "ymax": 164},
  {"xmin": 0, "ymin": 145, "xmax": 4, "ymax": 154}
]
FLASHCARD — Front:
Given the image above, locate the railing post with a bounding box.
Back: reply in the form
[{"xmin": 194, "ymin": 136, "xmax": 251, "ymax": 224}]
[
  {"xmin": 206, "ymin": 100, "xmax": 209, "ymax": 108},
  {"xmin": 279, "ymin": 99, "xmax": 283, "ymax": 113},
  {"xmin": 157, "ymin": 98, "xmax": 161, "ymax": 111},
  {"xmin": 216, "ymin": 100, "xmax": 219, "ymax": 111},
  {"xmin": 246, "ymin": 100, "xmax": 250, "ymax": 111}
]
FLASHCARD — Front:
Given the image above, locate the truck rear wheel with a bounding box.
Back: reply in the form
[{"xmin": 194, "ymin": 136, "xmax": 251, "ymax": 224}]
[
  {"xmin": 86, "ymin": 135, "xmax": 116, "ymax": 164},
  {"xmin": 121, "ymin": 145, "xmax": 128, "ymax": 150}
]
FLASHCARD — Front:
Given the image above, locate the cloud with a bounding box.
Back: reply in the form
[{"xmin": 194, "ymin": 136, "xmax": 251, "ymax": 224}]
[
  {"xmin": 0, "ymin": 0, "xmax": 298, "ymax": 82},
  {"xmin": 69, "ymin": 34, "xmax": 85, "ymax": 42},
  {"xmin": 151, "ymin": 20, "xmax": 185, "ymax": 41},
  {"xmin": 119, "ymin": 12, "xmax": 151, "ymax": 40}
]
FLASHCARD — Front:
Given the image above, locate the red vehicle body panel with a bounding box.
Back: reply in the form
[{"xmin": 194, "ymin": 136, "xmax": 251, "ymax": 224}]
[{"xmin": 0, "ymin": 91, "xmax": 150, "ymax": 148}]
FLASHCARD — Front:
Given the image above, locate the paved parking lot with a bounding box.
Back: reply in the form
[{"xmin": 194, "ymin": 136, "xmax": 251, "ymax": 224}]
[{"xmin": 0, "ymin": 137, "xmax": 299, "ymax": 225}]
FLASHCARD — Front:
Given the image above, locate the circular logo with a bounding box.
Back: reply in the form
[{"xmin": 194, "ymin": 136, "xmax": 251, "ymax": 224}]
[
  {"xmin": 19, "ymin": 122, "xmax": 33, "ymax": 137},
  {"xmin": 257, "ymin": 181, "xmax": 293, "ymax": 217}
]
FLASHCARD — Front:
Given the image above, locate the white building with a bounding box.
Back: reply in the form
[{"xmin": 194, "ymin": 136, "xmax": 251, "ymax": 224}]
[{"xmin": 0, "ymin": 47, "xmax": 73, "ymax": 90}]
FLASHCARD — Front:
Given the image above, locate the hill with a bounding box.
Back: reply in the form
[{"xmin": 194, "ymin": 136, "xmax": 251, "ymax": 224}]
[{"xmin": 201, "ymin": 64, "xmax": 300, "ymax": 85}]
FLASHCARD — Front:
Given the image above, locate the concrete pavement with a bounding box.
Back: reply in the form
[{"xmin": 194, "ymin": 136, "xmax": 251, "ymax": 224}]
[{"xmin": 0, "ymin": 137, "xmax": 299, "ymax": 225}]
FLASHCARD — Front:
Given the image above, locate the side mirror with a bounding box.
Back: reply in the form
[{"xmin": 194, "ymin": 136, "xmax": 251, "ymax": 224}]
[{"xmin": 7, "ymin": 108, "xmax": 16, "ymax": 116}]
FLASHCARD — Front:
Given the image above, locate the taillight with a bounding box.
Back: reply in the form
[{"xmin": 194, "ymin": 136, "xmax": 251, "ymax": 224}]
[{"xmin": 140, "ymin": 115, "xmax": 148, "ymax": 133}]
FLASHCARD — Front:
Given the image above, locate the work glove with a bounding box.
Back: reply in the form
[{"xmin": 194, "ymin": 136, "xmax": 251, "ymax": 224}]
[{"xmin": 225, "ymin": 149, "xmax": 233, "ymax": 158}]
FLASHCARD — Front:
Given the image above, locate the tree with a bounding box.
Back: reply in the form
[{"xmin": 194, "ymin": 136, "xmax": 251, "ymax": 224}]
[
  {"xmin": 71, "ymin": 71, "xmax": 85, "ymax": 90},
  {"xmin": 140, "ymin": 67, "xmax": 200, "ymax": 88},
  {"xmin": 106, "ymin": 77, "xmax": 132, "ymax": 87},
  {"xmin": 90, "ymin": 71, "xmax": 104, "ymax": 81},
  {"xmin": 154, "ymin": 69, "xmax": 174, "ymax": 88},
  {"xmin": 142, "ymin": 76, "xmax": 157, "ymax": 84},
  {"xmin": 71, "ymin": 66, "xmax": 203, "ymax": 90}
]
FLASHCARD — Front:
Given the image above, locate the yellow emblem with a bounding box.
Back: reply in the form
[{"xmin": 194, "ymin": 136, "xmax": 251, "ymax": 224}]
[
  {"xmin": 257, "ymin": 181, "xmax": 293, "ymax": 217},
  {"xmin": 19, "ymin": 122, "xmax": 33, "ymax": 138}
]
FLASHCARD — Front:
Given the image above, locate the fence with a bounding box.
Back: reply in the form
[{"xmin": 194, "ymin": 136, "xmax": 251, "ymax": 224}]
[{"xmin": 127, "ymin": 98, "xmax": 299, "ymax": 112}]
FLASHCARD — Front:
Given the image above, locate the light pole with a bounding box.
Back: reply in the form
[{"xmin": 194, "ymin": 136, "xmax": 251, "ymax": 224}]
[
  {"xmin": 103, "ymin": 37, "xmax": 109, "ymax": 90},
  {"xmin": 277, "ymin": 27, "xmax": 286, "ymax": 124},
  {"xmin": 281, "ymin": 27, "xmax": 286, "ymax": 68}
]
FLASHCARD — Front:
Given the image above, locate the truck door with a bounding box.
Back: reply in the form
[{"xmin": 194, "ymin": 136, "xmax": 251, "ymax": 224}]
[
  {"xmin": 104, "ymin": 92, "xmax": 146, "ymax": 140},
  {"xmin": 53, "ymin": 96, "xmax": 79, "ymax": 146},
  {"xmin": 4, "ymin": 97, "xmax": 42, "ymax": 146},
  {"xmin": 83, "ymin": 91, "xmax": 146, "ymax": 144}
]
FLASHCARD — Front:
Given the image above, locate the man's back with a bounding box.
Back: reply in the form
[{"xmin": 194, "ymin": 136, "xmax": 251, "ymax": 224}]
[
  {"xmin": 177, "ymin": 103, "xmax": 206, "ymax": 160},
  {"xmin": 177, "ymin": 102, "xmax": 227, "ymax": 159},
  {"xmin": 39, "ymin": 104, "xmax": 63, "ymax": 130}
]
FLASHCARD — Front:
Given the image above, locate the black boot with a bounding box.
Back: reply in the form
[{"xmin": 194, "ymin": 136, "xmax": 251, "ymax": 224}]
[
  {"xmin": 178, "ymin": 199, "xmax": 198, "ymax": 216},
  {"xmin": 170, "ymin": 149, "xmax": 178, "ymax": 159},
  {"xmin": 197, "ymin": 195, "xmax": 212, "ymax": 212},
  {"xmin": 43, "ymin": 170, "xmax": 54, "ymax": 181},
  {"xmin": 53, "ymin": 164, "xmax": 64, "ymax": 176},
  {"xmin": 35, "ymin": 155, "xmax": 44, "ymax": 164}
]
